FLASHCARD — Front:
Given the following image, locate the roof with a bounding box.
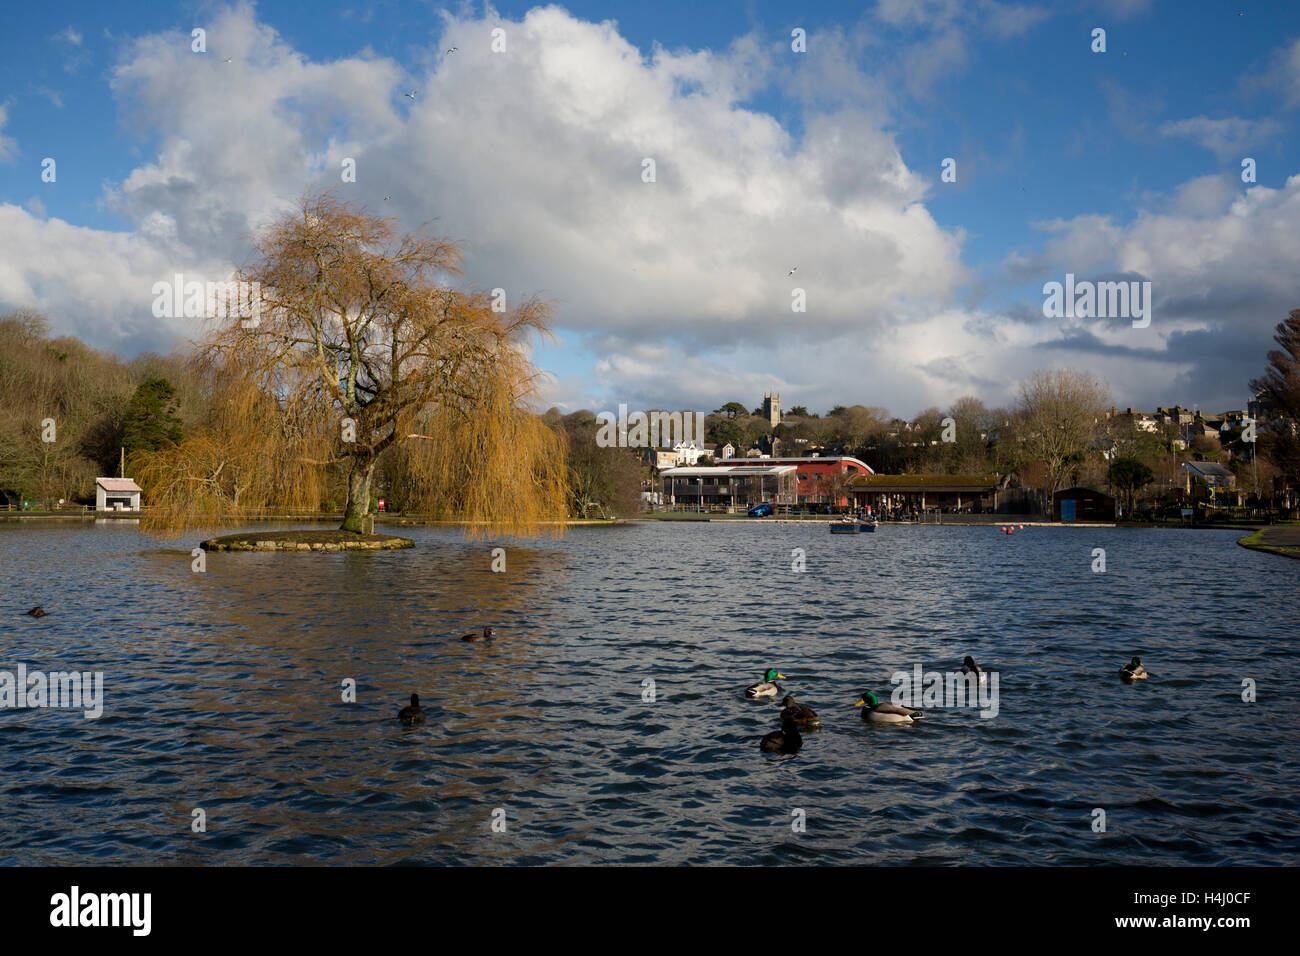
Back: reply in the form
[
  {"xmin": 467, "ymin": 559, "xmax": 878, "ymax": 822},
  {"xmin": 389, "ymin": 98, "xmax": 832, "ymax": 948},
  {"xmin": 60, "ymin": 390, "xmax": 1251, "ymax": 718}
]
[
  {"xmin": 661, "ymin": 465, "xmax": 797, "ymax": 477},
  {"xmin": 96, "ymin": 477, "xmax": 143, "ymax": 493},
  {"xmin": 1053, "ymin": 486, "xmax": 1115, "ymax": 499},
  {"xmin": 1184, "ymin": 461, "xmax": 1233, "ymax": 477},
  {"xmin": 849, "ymin": 473, "xmax": 999, "ymax": 492},
  {"xmin": 756, "ymin": 456, "xmax": 875, "ymax": 473}
]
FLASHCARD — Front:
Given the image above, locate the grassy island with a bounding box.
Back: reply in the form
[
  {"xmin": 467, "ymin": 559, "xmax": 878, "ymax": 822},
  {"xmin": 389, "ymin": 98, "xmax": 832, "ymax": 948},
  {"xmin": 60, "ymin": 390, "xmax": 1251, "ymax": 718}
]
[{"xmin": 200, "ymin": 529, "xmax": 414, "ymax": 552}]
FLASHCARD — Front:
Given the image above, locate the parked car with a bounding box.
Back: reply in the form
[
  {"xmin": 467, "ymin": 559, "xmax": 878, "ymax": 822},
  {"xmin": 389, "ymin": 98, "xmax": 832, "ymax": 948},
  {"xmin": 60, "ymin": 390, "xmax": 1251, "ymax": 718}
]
[{"xmin": 747, "ymin": 502, "xmax": 774, "ymax": 517}]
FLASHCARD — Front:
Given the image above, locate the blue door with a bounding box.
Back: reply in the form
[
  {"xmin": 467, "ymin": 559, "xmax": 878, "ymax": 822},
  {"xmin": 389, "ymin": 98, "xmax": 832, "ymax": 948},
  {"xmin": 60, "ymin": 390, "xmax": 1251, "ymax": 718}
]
[{"xmin": 1061, "ymin": 499, "xmax": 1076, "ymax": 521}]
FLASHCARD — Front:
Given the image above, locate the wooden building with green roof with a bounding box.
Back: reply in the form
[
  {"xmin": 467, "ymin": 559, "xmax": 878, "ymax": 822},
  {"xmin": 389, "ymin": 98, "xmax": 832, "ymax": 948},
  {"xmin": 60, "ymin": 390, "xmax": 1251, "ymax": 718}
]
[{"xmin": 848, "ymin": 473, "xmax": 1002, "ymax": 514}]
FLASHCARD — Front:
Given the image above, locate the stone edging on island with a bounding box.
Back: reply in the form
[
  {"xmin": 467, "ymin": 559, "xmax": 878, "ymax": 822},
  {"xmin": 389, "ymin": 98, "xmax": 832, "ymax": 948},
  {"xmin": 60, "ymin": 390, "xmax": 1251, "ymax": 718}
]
[{"xmin": 200, "ymin": 532, "xmax": 414, "ymax": 552}]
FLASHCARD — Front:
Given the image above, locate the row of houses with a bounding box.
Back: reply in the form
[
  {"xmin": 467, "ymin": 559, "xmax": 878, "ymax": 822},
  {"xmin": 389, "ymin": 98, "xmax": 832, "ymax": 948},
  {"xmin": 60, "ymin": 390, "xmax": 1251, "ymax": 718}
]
[
  {"xmin": 644, "ymin": 434, "xmax": 810, "ymax": 469},
  {"xmin": 1106, "ymin": 404, "xmax": 1261, "ymax": 454}
]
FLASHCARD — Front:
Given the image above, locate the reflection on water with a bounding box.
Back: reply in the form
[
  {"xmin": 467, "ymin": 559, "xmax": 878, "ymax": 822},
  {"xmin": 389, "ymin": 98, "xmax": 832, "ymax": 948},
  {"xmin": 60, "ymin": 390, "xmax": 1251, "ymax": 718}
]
[{"xmin": 0, "ymin": 519, "xmax": 1297, "ymax": 865}]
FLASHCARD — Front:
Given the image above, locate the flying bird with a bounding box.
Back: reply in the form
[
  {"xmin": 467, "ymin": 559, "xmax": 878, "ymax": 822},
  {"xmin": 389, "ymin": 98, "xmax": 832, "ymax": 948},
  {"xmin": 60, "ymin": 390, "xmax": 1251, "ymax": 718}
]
[
  {"xmin": 787, "ymin": 266, "xmax": 797, "ymax": 276},
  {"xmin": 446, "ymin": 46, "xmax": 458, "ymax": 54},
  {"xmin": 404, "ymin": 90, "xmax": 418, "ymax": 100},
  {"xmin": 383, "ymin": 195, "xmax": 391, "ymax": 201}
]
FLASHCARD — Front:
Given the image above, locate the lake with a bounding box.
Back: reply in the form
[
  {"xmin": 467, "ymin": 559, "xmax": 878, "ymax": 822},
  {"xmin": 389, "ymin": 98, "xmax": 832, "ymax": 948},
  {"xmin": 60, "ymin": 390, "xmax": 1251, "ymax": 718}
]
[{"xmin": 1, "ymin": 518, "xmax": 1297, "ymax": 865}]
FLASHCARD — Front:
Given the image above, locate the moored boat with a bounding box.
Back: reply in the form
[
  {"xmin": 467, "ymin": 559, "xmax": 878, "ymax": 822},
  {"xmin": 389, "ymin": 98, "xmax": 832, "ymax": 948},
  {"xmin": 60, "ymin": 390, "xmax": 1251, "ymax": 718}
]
[{"xmin": 830, "ymin": 517, "xmax": 878, "ymax": 534}]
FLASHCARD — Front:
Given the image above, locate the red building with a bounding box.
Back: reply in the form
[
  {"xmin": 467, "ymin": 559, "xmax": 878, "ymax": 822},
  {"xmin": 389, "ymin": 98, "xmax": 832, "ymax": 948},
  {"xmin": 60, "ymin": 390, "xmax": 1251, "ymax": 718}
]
[{"xmin": 757, "ymin": 456, "xmax": 875, "ymax": 506}]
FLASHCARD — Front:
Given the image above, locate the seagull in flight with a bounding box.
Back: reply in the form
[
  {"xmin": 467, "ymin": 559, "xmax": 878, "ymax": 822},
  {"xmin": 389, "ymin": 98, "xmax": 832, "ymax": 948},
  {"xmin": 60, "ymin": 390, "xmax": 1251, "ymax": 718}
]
[
  {"xmin": 787, "ymin": 266, "xmax": 797, "ymax": 276},
  {"xmin": 404, "ymin": 89, "xmax": 417, "ymax": 100},
  {"xmin": 223, "ymin": 57, "xmax": 233, "ymax": 63},
  {"xmin": 446, "ymin": 46, "xmax": 458, "ymax": 54},
  {"xmin": 383, "ymin": 195, "xmax": 391, "ymax": 201}
]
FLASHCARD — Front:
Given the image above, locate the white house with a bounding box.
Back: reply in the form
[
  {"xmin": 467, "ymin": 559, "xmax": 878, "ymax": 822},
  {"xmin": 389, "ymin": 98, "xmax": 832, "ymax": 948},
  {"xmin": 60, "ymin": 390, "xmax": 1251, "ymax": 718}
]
[
  {"xmin": 96, "ymin": 477, "xmax": 143, "ymax": 512},
  {"xmin": 671, "ymin": 440, "xmax": 714, "ymax": 466}
]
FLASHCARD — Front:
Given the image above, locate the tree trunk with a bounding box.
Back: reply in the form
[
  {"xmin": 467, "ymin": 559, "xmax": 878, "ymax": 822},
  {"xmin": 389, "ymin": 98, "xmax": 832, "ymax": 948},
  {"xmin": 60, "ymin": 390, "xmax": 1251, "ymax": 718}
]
[{"xmin": 340, "ymin": 456, "xmax": 376, "ymax": 532}]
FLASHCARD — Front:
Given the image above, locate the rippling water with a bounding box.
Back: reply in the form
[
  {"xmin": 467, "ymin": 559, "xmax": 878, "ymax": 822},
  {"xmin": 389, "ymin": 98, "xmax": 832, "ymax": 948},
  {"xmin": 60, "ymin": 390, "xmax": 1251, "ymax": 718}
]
[{"xmin": 1, "ymin": 518, "xmax": 1297, "ymax": 865}]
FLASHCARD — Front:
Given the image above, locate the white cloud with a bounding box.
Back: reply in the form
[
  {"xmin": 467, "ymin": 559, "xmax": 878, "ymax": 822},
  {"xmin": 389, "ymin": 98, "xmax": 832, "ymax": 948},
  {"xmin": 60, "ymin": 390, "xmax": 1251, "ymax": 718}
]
[
  {"xmin": 991, "ymin": 174, "xmax": 1300, "ymax": 410},
  {"xmin": 0, "ymin": 5, "xmax": 965, "ymax": 391},
  {"xmin": 1159, "ymin": 115, "xmax": 1280, "ymax": 161},
  {"xmin": 1261, "ymin": 36, "xmax": 1300, "ymax": 108},
  {"xmin": 0, "ymin": 2, "xmax": 1292, "ymax": 419},
  {"xmin": 0, "ymin": 204, "xmax": 219, "ymax": 349}
]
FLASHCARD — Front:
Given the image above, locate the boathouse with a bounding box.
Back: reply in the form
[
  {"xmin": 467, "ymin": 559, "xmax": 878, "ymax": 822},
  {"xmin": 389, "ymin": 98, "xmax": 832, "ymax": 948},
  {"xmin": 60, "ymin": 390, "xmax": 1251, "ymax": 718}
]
[
  {"xmin": 95, "ymin": 477, "xmax": 143, "ymax": 512},
  {"xmin": 1052, "ymin": 487, "xmax": 1115, "ymax": 522},
  {"xmin": 848, "ymin": 474, "xmax": 1001, "ymax": 514}
]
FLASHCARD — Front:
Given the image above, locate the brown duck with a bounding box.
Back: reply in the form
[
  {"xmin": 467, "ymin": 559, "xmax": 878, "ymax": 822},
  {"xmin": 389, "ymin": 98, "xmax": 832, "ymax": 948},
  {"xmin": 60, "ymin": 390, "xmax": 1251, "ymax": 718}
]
[{"xmin": 779, "ymin": 694, "xmax": 822, "ymax": 729}]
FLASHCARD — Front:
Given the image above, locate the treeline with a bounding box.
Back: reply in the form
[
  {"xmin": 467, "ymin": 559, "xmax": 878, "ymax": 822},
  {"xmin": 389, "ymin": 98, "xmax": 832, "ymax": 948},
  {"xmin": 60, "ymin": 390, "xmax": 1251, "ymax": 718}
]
[
  {"xmin": 0, "ymin": 309, "xmax": 648, "ymax": 518},
  {"xmin": 0, "ymin": 310, "xmax": 203, "ymax": 508},
  {"xmin": 4, "ymin": 306, "xmax": 1295, "ymax": 517},
  {"xmin": 707, "ymin": 334, "xmax": 1300, "ymax": 512}
]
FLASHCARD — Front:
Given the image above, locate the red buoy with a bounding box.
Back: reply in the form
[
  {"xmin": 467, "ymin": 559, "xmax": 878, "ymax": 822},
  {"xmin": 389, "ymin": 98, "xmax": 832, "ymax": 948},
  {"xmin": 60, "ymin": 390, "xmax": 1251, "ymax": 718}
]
[{"xmin": 1005, "ymin": 527, "xmax": 1013, "ymax": 534}]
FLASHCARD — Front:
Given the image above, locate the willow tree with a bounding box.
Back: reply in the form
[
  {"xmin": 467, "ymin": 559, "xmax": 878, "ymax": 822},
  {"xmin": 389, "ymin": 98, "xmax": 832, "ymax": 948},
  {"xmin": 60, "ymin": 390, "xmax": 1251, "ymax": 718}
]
[{"xmin": 138, "ymin": 192, "xmax": 568, "ymax": 536}]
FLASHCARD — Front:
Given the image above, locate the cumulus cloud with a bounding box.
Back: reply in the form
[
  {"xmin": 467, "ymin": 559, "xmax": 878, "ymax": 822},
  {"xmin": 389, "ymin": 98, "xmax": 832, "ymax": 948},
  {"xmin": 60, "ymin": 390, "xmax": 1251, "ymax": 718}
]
[
  {"xmin": 0, "ymin": 204, "xmax": 204, "ymax": 351},
  {"xmin": 3, "ymin": 4, "xmax": 968, "ymax": 396},
  {"xmin": 0, "ymin": 2, "xmax": 1293, "ymax": 418},
  {"xmin": 996, "ymin": 175, "xmax": 1300, "ymax": 409}
]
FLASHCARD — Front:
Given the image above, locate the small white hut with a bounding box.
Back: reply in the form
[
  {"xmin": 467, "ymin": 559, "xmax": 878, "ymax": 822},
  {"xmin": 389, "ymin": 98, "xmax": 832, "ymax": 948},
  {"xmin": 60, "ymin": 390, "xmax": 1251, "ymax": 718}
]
[{"xmin": 96, "ymin": 477, "xmax": 143, "ymax": 512}]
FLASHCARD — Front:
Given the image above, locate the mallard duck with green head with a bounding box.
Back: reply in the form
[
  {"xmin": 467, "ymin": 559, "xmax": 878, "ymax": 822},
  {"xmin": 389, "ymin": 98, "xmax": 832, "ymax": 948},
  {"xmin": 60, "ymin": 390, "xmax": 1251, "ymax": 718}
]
[
  {"xmin": 1119, "ymin": 657, "xmax": 1148, "ymax": 681},
  {"xmin": 856, "ymin": 690, "xmax": 924, "ymax": 723},
  {"xmin": 745, "ymin": 668, "xmax": 785, "ymax": 698},
  {"xmin": 779, "ymin": 694, "xmax": 821, "ymax": 729},
  {"xmin": 759, "ymin": 714, "xmax": 803, "ymax": 753}
]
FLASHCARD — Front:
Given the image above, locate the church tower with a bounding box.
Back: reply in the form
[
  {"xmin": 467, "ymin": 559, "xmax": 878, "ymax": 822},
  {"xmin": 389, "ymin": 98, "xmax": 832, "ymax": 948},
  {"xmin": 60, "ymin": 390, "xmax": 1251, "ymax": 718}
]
[{"xmin": 762, "ymin": 392, "xmax": 782, "ymax": 428}]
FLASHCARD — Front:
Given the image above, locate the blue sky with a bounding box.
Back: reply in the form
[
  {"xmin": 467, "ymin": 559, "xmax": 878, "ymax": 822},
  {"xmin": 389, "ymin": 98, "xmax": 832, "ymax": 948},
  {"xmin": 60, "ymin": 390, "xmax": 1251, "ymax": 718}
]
[{"xmin": 2, "ymin": 0, "xmax": 1298, "ymax": 417}]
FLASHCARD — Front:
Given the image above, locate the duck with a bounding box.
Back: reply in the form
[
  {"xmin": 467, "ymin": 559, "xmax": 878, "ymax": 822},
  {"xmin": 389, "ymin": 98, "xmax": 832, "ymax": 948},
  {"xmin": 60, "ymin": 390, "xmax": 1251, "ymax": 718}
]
[
  {"xmin": 1119, "ymin": 657, "xmax": 1148, "ymax": 682},
  {"xmin": 26, "ymin": 606, "xmax": 46, "ymax": 618},
  {"xmin": 460, "ymin": 627, "xmax": 494, "ymax": 642},
  {"xmin": 779, "ymin": 694, "xmax": 822, "ymax": 729},
  {"xmin": 759, "ymin": 715, "xmax": 803, "ymax": 753},
  {"xmin": 857, "ymin": 690, "xmax": 924, "ymax": 724},
  {"xmin": 745, "ymin": 668, "xmax": 785, "ymax": 698},
  {"xmin": 398, "ymin": 693, "xmax": 426, "ymax": 725},
  {"xmin": 961, "ymin": 656, "xmax": 986, "ymax": 684}
]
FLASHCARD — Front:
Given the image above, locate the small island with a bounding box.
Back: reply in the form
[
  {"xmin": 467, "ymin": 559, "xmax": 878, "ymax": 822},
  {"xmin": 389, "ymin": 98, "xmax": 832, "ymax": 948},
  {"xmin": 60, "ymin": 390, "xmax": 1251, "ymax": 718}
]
[{"xmin": 200, "ymin": 529, "xmax": 413, "ymax": 552}]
